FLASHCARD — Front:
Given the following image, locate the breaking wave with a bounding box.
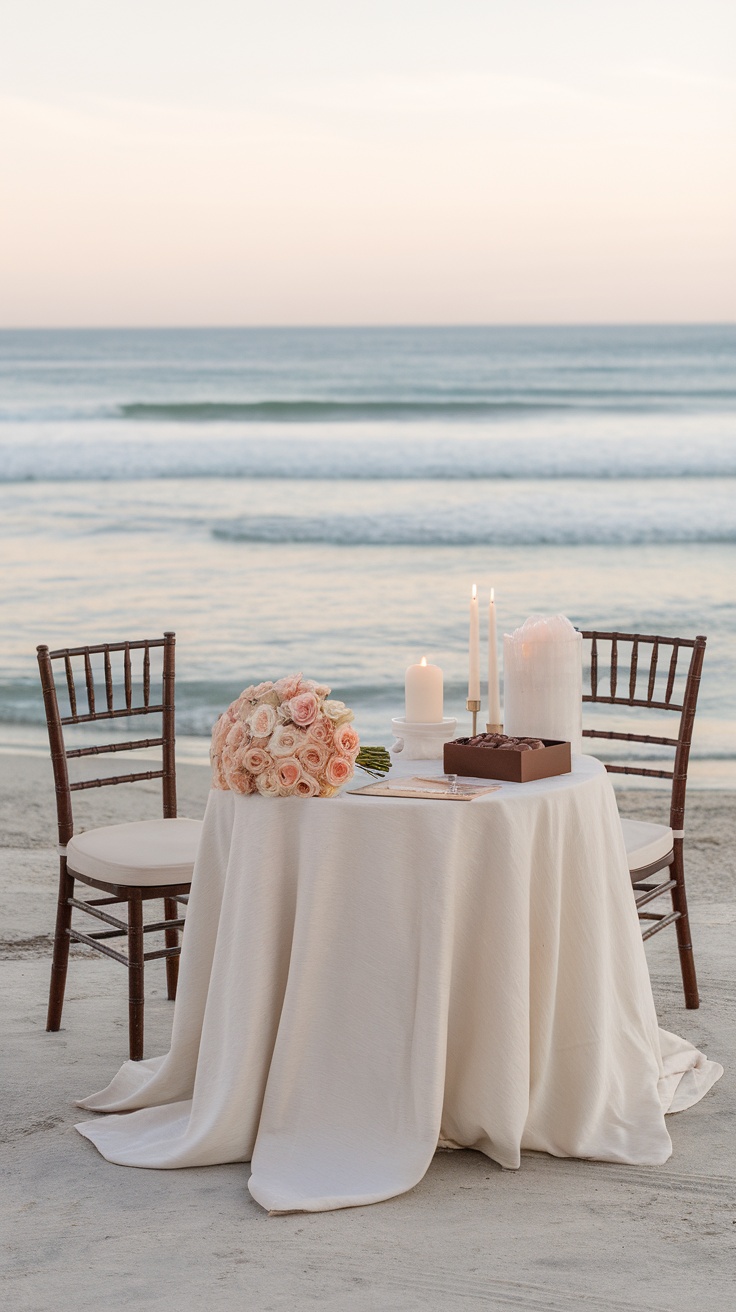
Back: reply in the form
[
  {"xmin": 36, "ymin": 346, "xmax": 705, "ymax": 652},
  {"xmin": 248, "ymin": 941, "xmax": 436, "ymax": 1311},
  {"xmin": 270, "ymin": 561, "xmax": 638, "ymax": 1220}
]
[{"xmin": 211, "ymin": 512, "xmax": 736, "ymax": 548}]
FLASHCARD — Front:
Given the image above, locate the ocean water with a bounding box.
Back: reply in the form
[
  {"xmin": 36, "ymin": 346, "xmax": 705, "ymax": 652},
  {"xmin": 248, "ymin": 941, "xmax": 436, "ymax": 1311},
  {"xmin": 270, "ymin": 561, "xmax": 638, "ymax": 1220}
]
[{"xmin": 0, "ymin": 325, "xmax": 734, "ymax": 786}]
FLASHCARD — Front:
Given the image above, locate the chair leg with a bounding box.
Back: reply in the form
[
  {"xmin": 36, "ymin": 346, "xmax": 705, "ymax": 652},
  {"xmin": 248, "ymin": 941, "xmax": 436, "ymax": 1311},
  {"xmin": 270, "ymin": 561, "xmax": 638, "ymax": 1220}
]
[
  {"xmin": 128, "ymin": 891, "xmax": 145, "ymax": 1060},
  {"xmin": 47, "ymin": 858, "xmax": 74, "ymax": 1032},
  {"xmin": 671, "ymin": 841, "xmax": 699, "ymax": 1009},
  {"xmin": 163, "ymin": 896, "xmax": 179, "ymax": 1001}
]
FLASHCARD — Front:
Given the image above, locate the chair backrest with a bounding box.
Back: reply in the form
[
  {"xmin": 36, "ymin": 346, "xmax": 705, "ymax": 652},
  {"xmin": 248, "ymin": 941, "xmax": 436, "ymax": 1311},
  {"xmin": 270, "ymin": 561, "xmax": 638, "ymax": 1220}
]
[
  {"xmin": 36, "ymin": 633, "xmax": 178, "ymax": 847},
  {"xmin": 579, "ymin": 630, "xmax": 706, "ymax": 833}
]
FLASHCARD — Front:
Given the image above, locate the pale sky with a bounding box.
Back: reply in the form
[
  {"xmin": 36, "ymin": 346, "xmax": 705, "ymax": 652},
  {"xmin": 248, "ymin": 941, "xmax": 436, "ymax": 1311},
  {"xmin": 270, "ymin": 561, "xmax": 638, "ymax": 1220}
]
[{"xmin": 1, "ymin": 0, "xmax": 735, "ymax": 325}]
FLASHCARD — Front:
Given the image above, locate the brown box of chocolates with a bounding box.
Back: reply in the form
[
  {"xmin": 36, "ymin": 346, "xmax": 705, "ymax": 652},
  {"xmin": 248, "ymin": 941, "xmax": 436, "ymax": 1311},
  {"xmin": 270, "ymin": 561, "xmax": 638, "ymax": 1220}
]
[{"xmin": 443, "ymin": 732, "xmax": 572, "ymax": 783}]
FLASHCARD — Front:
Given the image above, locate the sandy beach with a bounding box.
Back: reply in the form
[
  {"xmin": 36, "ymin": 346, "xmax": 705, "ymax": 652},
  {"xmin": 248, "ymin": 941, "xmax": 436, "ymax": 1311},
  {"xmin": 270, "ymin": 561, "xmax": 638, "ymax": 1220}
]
[{"xmin": 1, "ymin": 750, "xmax": 734, "ymax": 1310}]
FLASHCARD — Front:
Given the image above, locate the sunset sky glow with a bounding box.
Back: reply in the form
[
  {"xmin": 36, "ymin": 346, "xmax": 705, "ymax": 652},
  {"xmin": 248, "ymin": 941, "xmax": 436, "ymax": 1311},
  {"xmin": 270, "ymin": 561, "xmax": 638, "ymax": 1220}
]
[{"xmin": 1, "ymin": 0, "xmax": 735, "ymax": 325}]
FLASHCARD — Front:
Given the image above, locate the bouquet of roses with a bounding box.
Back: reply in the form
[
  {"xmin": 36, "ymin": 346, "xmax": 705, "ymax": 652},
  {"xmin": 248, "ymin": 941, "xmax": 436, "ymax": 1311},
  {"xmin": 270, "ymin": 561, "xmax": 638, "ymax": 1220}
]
[{"xmin": 210, "ymin": 674, "xmax": 361, "ymax": 797}]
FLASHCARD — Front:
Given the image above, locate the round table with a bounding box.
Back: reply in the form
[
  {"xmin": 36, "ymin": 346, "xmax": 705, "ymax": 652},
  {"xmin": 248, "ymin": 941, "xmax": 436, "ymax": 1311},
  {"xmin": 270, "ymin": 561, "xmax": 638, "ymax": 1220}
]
[{"xmin": 76, "ymin": 755, "xmax": 721, "ymax": 1213}]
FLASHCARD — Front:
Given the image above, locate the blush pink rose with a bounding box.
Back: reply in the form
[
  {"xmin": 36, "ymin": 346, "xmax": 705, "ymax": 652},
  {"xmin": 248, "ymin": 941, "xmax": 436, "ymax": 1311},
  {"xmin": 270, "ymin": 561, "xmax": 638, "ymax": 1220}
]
[
  {"xmin": 297, "ymin": 741, "xmax": 330, "ymax": 776},
  {"xmin": 210, "ymin": 754, "xmax": 228, "ymax": 790},
  {"xmin": 294, "ymin": 773, "xmax": 319, "ymax": 797},
  {"xmin": 210, "ymin": 712, "xmax": 231, "ymax": 759},
  {"xmin": 221, "ymin": 721, "xmax": 248, "ymax": 773},
  {"xmin": 306, "ymin": 679, "xmax": 331, "ymax": 699},
  {"xmin": 225, "ymin": 719, "xmax": 248, "ymax": 747},
  {"xmin": 242, "ymin": 745, "xmax": 273, "ymax": 776},
  {"xmin": 324, "ymin": 754, "xmax": 354, "ymax": 788},
  {"xmin": 210, "ymin": 712, "xmax": 233, "ymax": 790},
  {"xmin": 273, "ymin": 672, "xmax": 307, "ymax": 700},
  {"xmin": 288, "ymin": 690, "xmax": 319, "ymax": 727},
  {"xmin": 276, "ymin": 756, "xmax": 302, "ymax": 791},
  {"xmin": 235, "ymin": 687, "xmax": 258, "ymax": 712},
  {"xmin": 250, "ymin": 681, "xmax": 274, "ymax": 699},
  {"xmin": 270, "ymin": 723, "xmax": 306, "ymax": 757},
  {"xmin": 306, "ymin": 716, "xmax": 334, "ymax": 747},
  {"xmin": 224, "ymin": 761, "xmax": 257, "ymax": 794},
  {"xmin": 255, "ymin": 769, "xmax": 282, "ymax": 797},
  {"xmin": 248, "ymin": 703, "xmax": 277, "ymax": 739},
  {"xmin": 333, "ymin": 723, "xmax": 360, "ymax": 758}
]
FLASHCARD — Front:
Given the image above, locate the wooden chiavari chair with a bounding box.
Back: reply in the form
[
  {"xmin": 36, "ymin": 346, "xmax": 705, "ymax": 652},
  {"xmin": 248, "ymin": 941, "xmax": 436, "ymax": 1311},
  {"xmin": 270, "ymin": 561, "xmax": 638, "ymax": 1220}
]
[
  {"xmin": 37, "ymin": 632, "xmax": 202, "ymax": 1059},
  {"xmin": 580, "ymin": 631, "xmax": 706, "ymax": 1009}
]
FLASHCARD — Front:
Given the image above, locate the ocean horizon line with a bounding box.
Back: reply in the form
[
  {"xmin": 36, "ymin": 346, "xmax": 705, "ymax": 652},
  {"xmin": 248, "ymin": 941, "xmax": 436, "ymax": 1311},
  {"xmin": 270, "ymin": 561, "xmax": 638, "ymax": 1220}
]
[{"xmin": 2, "ymin": 321, "xmax": 736, "ymax": 334}]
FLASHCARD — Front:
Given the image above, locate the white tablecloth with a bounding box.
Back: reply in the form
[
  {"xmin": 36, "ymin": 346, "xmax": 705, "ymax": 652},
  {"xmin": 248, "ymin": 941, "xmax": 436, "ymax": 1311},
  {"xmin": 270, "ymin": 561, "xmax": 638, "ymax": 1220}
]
[{"xmin": 76, "ymin": 756, "xmax": 722, "ymax": 1213}]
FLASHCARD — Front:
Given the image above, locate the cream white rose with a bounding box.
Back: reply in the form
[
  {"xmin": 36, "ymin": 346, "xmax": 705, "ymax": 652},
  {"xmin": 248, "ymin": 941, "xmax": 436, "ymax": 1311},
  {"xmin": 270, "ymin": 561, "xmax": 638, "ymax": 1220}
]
[
  {"xmin": 270, "ymin": 723, "xmax": 306, "ymax": 757},
  {"xmin": 248, "ymin": 703, "xmax": 277, "ymax": 738},
  {"xmin": 323, "ymin": 699, "xmax": 355, "ymax": 727}
]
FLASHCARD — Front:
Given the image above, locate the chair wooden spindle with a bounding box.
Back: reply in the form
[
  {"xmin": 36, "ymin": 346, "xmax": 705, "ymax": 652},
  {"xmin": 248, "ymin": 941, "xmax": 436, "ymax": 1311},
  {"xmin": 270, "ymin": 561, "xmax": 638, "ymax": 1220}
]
[
  {"xmin": 628, "ymin": 639, "xmax": 639, "ymax": 703},
  {"xmin": 647, "ymin": 639, "xmax": 659, "ymax": 702},
  {"xmin": 124, "ymin": 643, "xmax": 132, "ymax": 710},
  {"xmin": 83, "ymin": 649, "xmax": 95, "ymax": 715},
  {"xmin": 162, "ymin": 632, "xmax": 177, "ymax": 819},
  {"xmin": 590, "ymin": 636, "xmax": 598, "ymax": 697},
  {"xmin": 143, "ymin": 645, "xmax": 151, "ymax": 707},
  {"xmin": 64, "ymin": 654, "xmax": 78, "ymax": 718},
  {"xmin": 104, "ymin": 646, "xmax": 114, "ymax": 711},
  {"xmin": 610, "ymin": 636, "xmax": 618, "ymax": 698},
  {"xmin": 665, "ymin": 641, "xmax": 680, "ymax": 704}
]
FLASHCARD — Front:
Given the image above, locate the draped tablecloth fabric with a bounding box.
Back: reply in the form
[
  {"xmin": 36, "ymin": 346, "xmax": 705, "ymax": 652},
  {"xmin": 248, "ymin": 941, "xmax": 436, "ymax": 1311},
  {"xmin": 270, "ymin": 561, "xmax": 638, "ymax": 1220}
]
[{"xmin": 76, "ymin": 756, "xmax": 722, "ymax": 1213}]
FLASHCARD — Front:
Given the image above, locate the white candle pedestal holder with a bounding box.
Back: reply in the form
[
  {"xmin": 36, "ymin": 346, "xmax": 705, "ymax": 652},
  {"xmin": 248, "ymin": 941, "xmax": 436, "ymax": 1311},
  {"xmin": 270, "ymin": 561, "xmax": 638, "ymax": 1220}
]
[{"xmin": 390, "ymin": 717, "xmax": 458, "ymax": 761}]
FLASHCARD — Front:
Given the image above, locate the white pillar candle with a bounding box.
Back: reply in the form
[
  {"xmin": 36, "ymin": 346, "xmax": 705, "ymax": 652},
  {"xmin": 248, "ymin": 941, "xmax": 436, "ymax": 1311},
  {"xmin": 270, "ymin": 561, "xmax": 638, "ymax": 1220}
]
[
  {"xmin": 468, "ymin": 583, "xmax": 480, "ymax": 701},
  {"xmin": 405, "ymin": 657, "xmax": 444, "ymax": 723},
  {"xmin": 488, "ymin": 587, "xmax": 501, "ymax": 724},
  {"xmin": 503, "ymin": 614, "xmax": 583, "ymax": 751}
]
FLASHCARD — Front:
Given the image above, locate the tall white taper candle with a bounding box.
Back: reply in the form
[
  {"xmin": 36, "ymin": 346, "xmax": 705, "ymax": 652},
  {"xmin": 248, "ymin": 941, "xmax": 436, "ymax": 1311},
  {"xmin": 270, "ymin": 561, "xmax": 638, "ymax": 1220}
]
[
  {"xmin": 488, "ymin": 587, "xmax": 501, "ymax": 725},
  {"xmin": 468, "ymin": 583, "xmax": 480, "ymax": 701}
]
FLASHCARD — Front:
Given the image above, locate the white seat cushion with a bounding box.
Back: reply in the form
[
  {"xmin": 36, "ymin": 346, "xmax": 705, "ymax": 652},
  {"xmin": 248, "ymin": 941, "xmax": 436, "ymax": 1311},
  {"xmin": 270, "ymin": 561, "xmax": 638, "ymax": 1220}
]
[
  {"xmin": 66, "ymin": 817, "xmax": 202, "ymax": 887},
  {"xmin": 620, "ymin": 817, "xmax": 674, "ymax": 873}
]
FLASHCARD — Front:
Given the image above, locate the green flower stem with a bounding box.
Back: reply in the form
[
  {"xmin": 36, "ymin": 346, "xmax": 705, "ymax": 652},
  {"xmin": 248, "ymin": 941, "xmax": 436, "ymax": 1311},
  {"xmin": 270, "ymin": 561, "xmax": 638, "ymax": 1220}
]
[{"xmin": 356, "ymin": 746, "xmax": 391, "ymax": 776}]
